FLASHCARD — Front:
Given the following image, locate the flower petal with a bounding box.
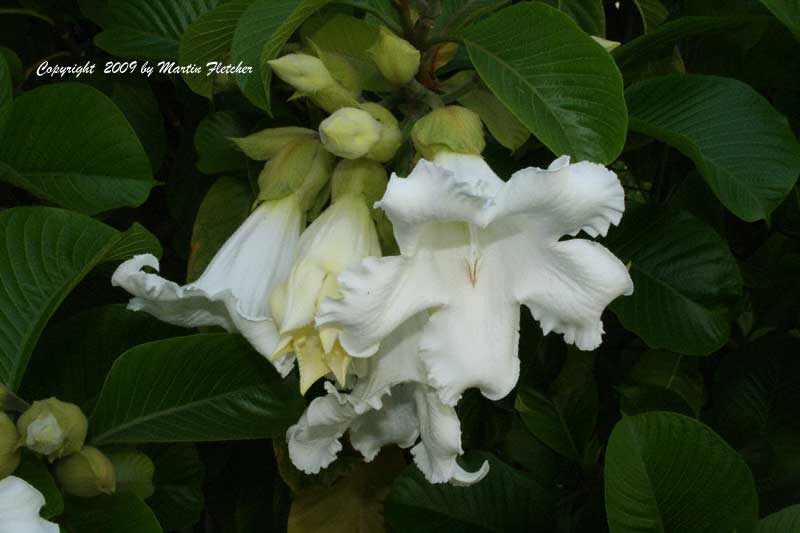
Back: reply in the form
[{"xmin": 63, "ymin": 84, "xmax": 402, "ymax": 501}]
[
  {"xmin": 0, "ymin": 476, "xmax": 59, "ymax": 533},
  {"xmin": 410, "ymin": 387, "xmax": 489, "ymax": 485},
  {"xmin": 515, "ymin": 238, "xmax": 633, "ymax": 350},
  {"xmin": 316, "ymin": 256, "xmax": 446, "ymax": 358},
  {"xmin": 376, "ymin": 154, "xmax": 501, "ymax": 254},
  {"xmin": 350, "ymin": 384, "xmax": 420, "ymax": 461},
  {"xmin": 488, "ymin": 158, "xmax": 625, "ymax": 239}
]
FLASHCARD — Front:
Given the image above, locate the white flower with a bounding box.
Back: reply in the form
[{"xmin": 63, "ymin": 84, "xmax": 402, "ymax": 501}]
[
  {"xmin": 317, "ymin": 153, "xmax": 633, "ymax": 406},
  {"xmin": 286, "ymin": 316, "xmax": 489, "ymax": 485},
  {"xmin": 270, "ymin": 192, "xmax": 381, "ymax": 393},
  {"xmin": 0, "ymin": 477, "xmax": 59, "ymax": 533},
  {"xmin": 112, "ymin": 195, "xmax": 303, "ymax": 375}
]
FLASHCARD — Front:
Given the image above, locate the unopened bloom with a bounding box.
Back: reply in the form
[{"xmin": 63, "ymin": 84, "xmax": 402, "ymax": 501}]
[
  {"xmin": 287, "ymin": 317, "xmax": 488, "ymax": 485},
  {"xmin": 0, "ymin": 413, "xmax": 20, "ymax": 478},
  {"xmin": 319, "ymin": 107, "xmax": 382, "ymax": 159},
  {"xmin": 411, "ymin": 106, "xmax": 485, "ymax": 160},
  {"xmin": 368, "ymin": 26, "xmax": 421, "ymax": 84},
  {"xmin": 360, "ymin": 103, "xmax": 403, "ymax": 163},
  {"xmin": 230, "ymin": 126, "xmax": 316, "ymax": 161},
  {"xmin": 113, "ymin": 139, "xmax": 333, "ymax": 375},
  {"xmin": 271, "ymin": 160, "xmax": 384, "ymax": 393},
  {"xmin": 268, "ymin": 53, "xmax": 335, "ymax": 93},
  {"xmin": 54, "ymin": 446, "xmax": 116, "ymax": 498},
  {"xmin": 0, "ymin": 476, "xmax": 58, "ymax": 533},
  {"xmin": 17, "ymin": 398, "xmax": 87, "ymax": 460},
  {"xmin": 318, "ymin": 152, "xmax": 633, "ymax": 406}
]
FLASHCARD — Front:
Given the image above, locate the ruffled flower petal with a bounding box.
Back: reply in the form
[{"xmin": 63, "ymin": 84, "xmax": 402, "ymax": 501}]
[
  {"xmin": 112, "ymin": 197, "xmax": 303, "ymax": 376},
  {"xmin": 0, "ymin": 476, "xmax": 59, "ymax": 533}
]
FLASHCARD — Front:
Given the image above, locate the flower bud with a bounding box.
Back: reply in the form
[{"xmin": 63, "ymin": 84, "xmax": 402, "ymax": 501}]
[
  {"xmin": 230, "ymin": 127, "xmax": 317, "ymax": 161},
  {"xmin": 310, "ymin": 83, "xmax": 361, "ymax": 113},
  {"xmin": 319, "ymin": 107, "xmax": 382, "ymax": 159},
  {"xmin": 17, "ymin": 398, "xmax": 88, "ymax": 460},
  {"xmin": 591, "ymin": 35, "xmax": 621, "ymax": 52},
  {"xmin": 368, "ymin": 26, "xmax": 421, "ymax": 84},
  {"xmin": 331, "ymin": 159, "xmax": 387, "ymax": 207},
  {"xmin": 411, "ymin": 105, "xmax": 485, "ymax": 159},
  {"xmin": 54, "ymin": 446, "xmax": 116, "ymax": 498},
  {"xmin": 360, "ymin": 103, "xmax": 403, "ymax": 163},
  {"xmin": 268, "ymin": 53, "xmax": 335, "ymax": 93},
  {"xmin": 257, "ymin": 137, "xmax": 335, "ymax": 210},
  {"xmin": 0, "ymin": 413, "xmax": 21, "ymax": 478}
]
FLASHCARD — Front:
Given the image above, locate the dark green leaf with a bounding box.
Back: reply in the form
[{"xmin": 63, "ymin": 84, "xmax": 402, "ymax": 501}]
[
  {"xmin": 0, "ymin": 83, "xmax": 155, "ymax": 214},
  {"xmin": 0, "ymin": 208, "xmax": 157, "ymax": 390},
  {"xmin": 104, "ymin": 223, "xmax": 163, "ymax": 263},
  {"xmin": 541, "ymin": 0, "xmax": 606, "ymax": 36},
  {"xmin": 21, "ymin": 304, "xmax": 183, "ymax": 411},
  {"xmin": 759, "ymin": 0, "xmax": 800, "ymax": 38},
  {"xmin": 605, "ymin": 412, "xmax": 758, "ymax": 533},
  {"xmin": 633, "ymin": 0, "xmax": 668, "ymax": 33},
  {"xmin": 0, "ymin": 52, "xmax": 11, "ymax": 134},
  {"xmin": 620, "ymin": 351, "xmax": 704, "ymax": 417},
  {"xmin": 627, "ymin": 74, "xmax": 800, "ymax": 221},
  {"xmin": 187, "ymin": 176, "xmax": 253, "ymax": 282},
  {"xmin": 108, "ymin": 450, "xmax": 156, "ymax": 499},
  {"xmin": 194, "ymin": 111, "xmax": 249, "ymax": 174},
  {"xmin": 147, "ymin": 444, "xmax": 205, "ymax": 531},
  {"xmin": 386, "ymin": 452, "xmax": 556, "ymax": 533},
  {"xmin": 14, "ymin": 452, "xmax": 64, "ymax": 519},
  {"xmin": 95, "ymin": 0, "xmax": 221, "ymax": 61},
  {"xmin": 336, "ymin": 0, "xmax": 402, "ymax": 33},
  {"xmin": 179, "ymin": 0, "xmax": 253, "ymax": 98},
  {"xmin": 90, "ymin": 334, "xmax": 305, "ymax": 444},
  {"xmin": 64, "ymin": 492, "xmax": 162, "ymax": 533},
  {"xmin": 432, "ymin": 0, "xmax": 510, "ymax": 37},
  {"xmin": 607, "ymin": 207, "xmax": 742, "ymax": 355},
  {"xmin": 515, "ymin": 350, "xmax": 598, "ymax": 462},
  {"xmin": 757, "ymin": 505, "xmax": 800, "ymax": 532},
  {"xmin": 458, "ymin": 2, "xmax": 627, "ymax": 163}
]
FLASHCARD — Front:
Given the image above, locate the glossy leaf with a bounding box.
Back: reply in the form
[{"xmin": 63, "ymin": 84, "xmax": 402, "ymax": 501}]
[
  {"xmin": 0, "ymin": 83, "xmax": 155, "ymax": 214},
  {"xmin": 386, "ymin": 452, "xmax": 556, "ymax": 533},
  {"xmin": 458, "ymin": 2, "xmax": 627, "ymax": 163},
  {"xmin": 432, "ymin": 0, "xmax": 510, "ymax": 37},
  {"xmin": 633, "ymin": 0, "xmax": 669, "ymax": 32},
  {"xmin": 90, "ymin": 334, "xmax": 305, "ymax": 444},
  {"xmin": 108, "ymin": 450, "xmax": 156, "ymax": 499},
  {"xmin": 607, "ymin": 207, "xmax": 742, "ymax": 355},
  {"xmin": 95, "ymin": 0, "xmax": 221, "ymax": 61},
  {"xmin": 757, "ymin": 505, "xmax": 800, "ymax": 532},
  {"xmin": 542, "ymin": 0, "xmax": 605, "ymax": 36},
  {"xmin": 0, "ymin": 208, "xmax": 158, "ymax": 390},
  {"xmin": 14, "ymin": 453, "xmax": 64, "ymax": 519},
  {"xmin": 605, "ymin": 412, "xmax": 758, "ymax": 533},
  {"xmin": 620, "ymin": 351, "xmax": 704, "ymax": 417},
  {"xmin": 179, "ymin": 0, "xmax": 252, "ymax": 98},
  {"xmin": 627, "ymin": 74, "xmax": 800, "ymax": 221},
  {"xmin": 0, "ymin": 52, "xmax": 11, "ymax": 133},
  {"xmin": 194, "ymin": 111, "xmax": 249, "ymax": 174},
  {"xmin": 147, "ymin": 444, "xmax": 205, "ymax": 531},
  {"xmin": 337, "ymin": 0, "xmax": 402, "ymax": 32},
  {"xmin": 64, "ymin": 492, "xmax": 162, "ymax": 533},
  {"xmin": 760, "ymin": 0, "xmax": 800, "ymax": 38}
]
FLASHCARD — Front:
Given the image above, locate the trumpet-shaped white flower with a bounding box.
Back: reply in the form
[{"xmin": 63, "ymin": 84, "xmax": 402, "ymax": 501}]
[
  {"xmin": 0, "ymin": 477, "xmax": 59, "ymax": 533},
  {"xmin": 287, "ymin": 317, "xmax": 489, "ymax": 485},
  {"xmin": 112, "ymin": 195, "xmax": 303, "ymax": 375},
  {"xmin": 270, "ymin": 192, "xmax": 381, "ymax": 393},
  {"xmin": 317, "ymin": 153, "xmax": 633, "ymax": 406}
]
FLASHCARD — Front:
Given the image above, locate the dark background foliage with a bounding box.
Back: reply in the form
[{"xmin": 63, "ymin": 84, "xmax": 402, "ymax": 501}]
[{"xmin": 1, "ymin": 0, "xmax": 799, "ymax": 531}]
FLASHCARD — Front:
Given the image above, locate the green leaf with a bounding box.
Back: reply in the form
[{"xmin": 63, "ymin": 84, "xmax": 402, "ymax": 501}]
[
  {"xmin": 432, "ymin": 0, "xmax": 510, "ymax": 38},
  {"xmin": 633, "ymin": 0, "xmax": 669, "ymax": 33},
  {"xmin": 620, "ymin": 351, "xmax": 704, "ymax": 417},
  {"xmin": 627, "ymin": 74, "xmax": 800, "ymax": 221},
  {"xmin": 306, "ymin": 13, "xmax": 390, "ymax": 93},
  {"xmin": 758, "ymin": 505, "xmax": 800, "ymax": 532},
  {"xmin": 147, "ymin": 444, "xmax": 205, "ymax": 531},
  {"xmin": 187, "ymin": 176, "xmax": 253, "ymax": 282},
  {"xmin": 0, "ymin": 52, "xmax": 11, "ymax": 134},
  {"xmin": 95, "ymin": 0, "xmax": 221, "ymax": 61},
  {"xmin": 760, "ymin": 0, "xmax": 800, "ymax": 38},
  {"xmin": 607, "ymin": 207, "xmax": 742, "ymax": 355},
  {"xmin": 108, "ymin": 450, "xmax": 156, "ymax": 499},
  {"xmin": 0, "ymin": 83, "xmax": 155, "ymax": 214},
  {"xmin": 179, "ymin": 0, "xmax": 253, "ymax": 98},
  {"xmin": 104, "ymin": 223, "xmax": 163, "ymax": 263},
  {"xmin": 64, "ymin": 492, "xmax": 162, "ymax": 533},
  {"xmin": 194, "ymin": 111, "xmax": 249, "ymax": 174},
  {"xmin": 336, "ymin": 0, "xmax": 402, "ymax": 33},
  {"xmin": 90, "ymin": 334, "xmax": 305, "ymax": 444},
  {"xmin": 458, "ymin": 2, "xmax": 627, "ymax": 163},
  {"xmin": 14, "ymin": 452, "xmax": 64, "ymax": 519},
  {"xmin": 386, "ymin": 452, "xmax": 556, "ymax": 533},
  {"xmin": 21, "ymin": 304, "xmax": 183, "ymax": 411},
  {"xmin": 605, "ymin": 412, "xmax": 758, "ymax": 533},
  {"xmin": 541, "ymin": 0, "xmax": 606, "ymax": 36},
  {"xmin": 0, "ymin": 207, "xmax": 158, "ymax": 390},
  {"xmin": 459, "ymin": 87, "xmax": 529, "ymax": 151},
  {"xmin": 515, "ymin": 350, "xmax": 597, "ymax": 462},
  {"xmin": 231, "ymin": 0, "xmax": 328, "ymax": 111}
]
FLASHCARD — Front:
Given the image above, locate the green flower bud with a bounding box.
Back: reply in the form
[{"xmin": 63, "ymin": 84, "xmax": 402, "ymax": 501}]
[
  {"xmin": 268, "ymin": 53, "xmax": 335, "ymax": 93},
  {"xmin": 591, "ymin": 35, "xmax": 620, "ymax": 52},
  {"xmin": 411, "ymin": 105, "xmax": 485, "ymax": 159},
  {"xmin": 319, "ymin": 107, "xmax": 382, "ymax": 159},
  {"xmin": 331, "ymin": 159, "xmax": 388, "ymax": 206},
  {"xmin": 55, "ymin": 446, "xmax": 116, "ymax": 498},
  {"xmin": 17, "ymin": 398, "xmax": 88, "ymax": 461},
  {"xmin": 310, "ymin": 83, "xmax": 361, "ymax": 113},
  {"xmin": 360, "ymin": 103, "xmax": 403, "ymax": 163},
  {"xmin": 257, "ymin": 138, "xmax": 335, "ymax": 210},
  {"xmin": 368, "ymin": 26, "xmax": 421, "ymax": 84},
  {"xmin": 230, "ymin": 127, "xmax": 317, "ymax": 161},
  {"xmin": 0, "ymin": 413, "xmax": 21, "ymax": 478}
]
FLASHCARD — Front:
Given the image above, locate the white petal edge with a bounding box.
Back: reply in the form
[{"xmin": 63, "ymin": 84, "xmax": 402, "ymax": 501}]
[{"xmin": 0, "ymin": 477, "xmax": 59, "ymax": 533}]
